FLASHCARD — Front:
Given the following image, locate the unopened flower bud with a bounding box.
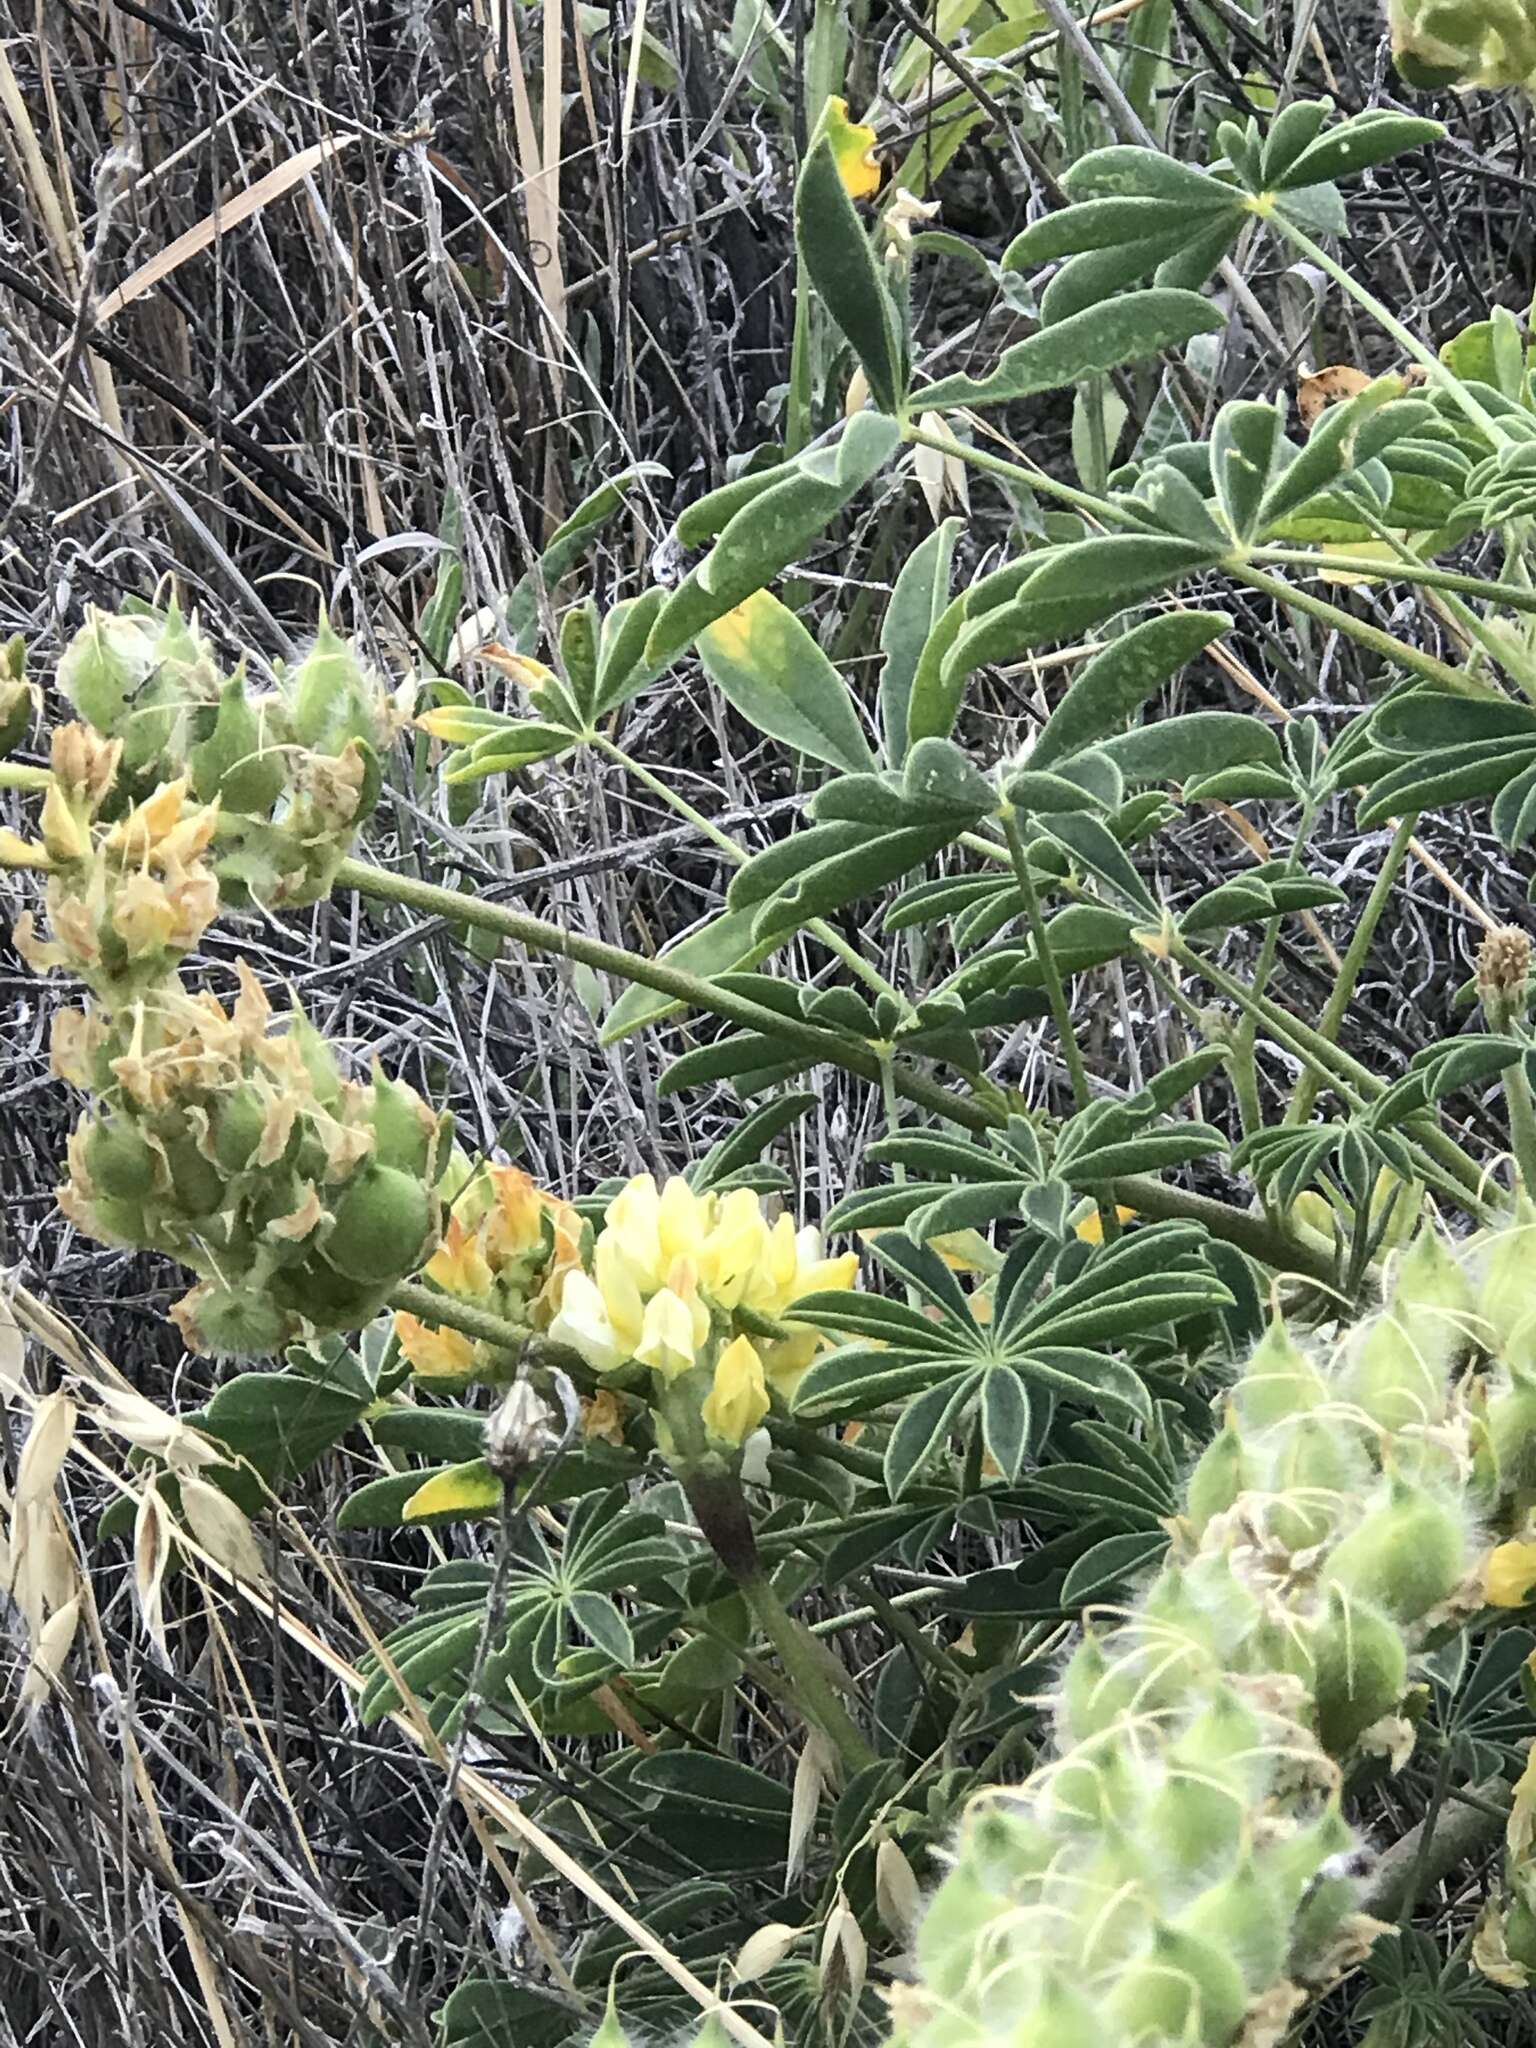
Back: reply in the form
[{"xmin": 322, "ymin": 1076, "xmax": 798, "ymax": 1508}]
[
  {"xmin": 484, "ymin": 1380, "xmax": 554, "ymax": 1482},
  {"xmin": 56, "ymin": 607, "xmax": 156, "ymax": 731}
]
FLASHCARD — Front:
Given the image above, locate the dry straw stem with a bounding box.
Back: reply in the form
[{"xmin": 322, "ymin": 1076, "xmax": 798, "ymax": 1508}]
[{"xmin": 2, "ymin": 1282, "xmax": 778, "ymax": 2048}]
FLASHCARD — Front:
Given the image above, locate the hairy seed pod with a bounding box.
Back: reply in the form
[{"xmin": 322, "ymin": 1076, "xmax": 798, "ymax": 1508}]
[
  {"xmin": 961, "ymin": 1801, "xmax": 1055, "ymax": 1894},
  {"xmin": 1347, "ymin": 1311, "xmax": 1447, "ymax": 1435},
  {"xmin": 1390, "ymin": 1225, "xmax": 1476, "ymax": 1370},
  {"xmin": 1309, "ymin": 1588, "xmax": 1408, "ymax": 1757},
  {"xmin": 289, "ymin": 613, "xmax": 375, "ymax": 751},
  {"xmin": 1186, "ymin": 1407, "xmax": 1249, "ymax": 1533},
  {"xmin": 156, "ymin": 1130, "xmax": 227, "ymax": 1219},
  {"xmin": 1169, "ymin": 1687, "xmax": 1265, "ymax": 1788},
  {"xmin": 1010, "ymin": 1969, "xmax": 1103, "ymax": 2048},
  {"xmin": 1324, "ymin": 1475, "xmax": 1468, "ymax": 1624},
  {"xmin": 1106, "ymin": 1923, "xmax": 1247, "ymax": 2048},
  {"xmin": 1046, "ymin": 1740, "xmax": 1142, "ymax": 1835},
  {"xmin": 268, "ymin": 1253, "xmax": 387, "ymax": 1327},
  {"xmin": 56, "ymin": 609, "xmax": 157, "ymax": 733},
  {"xmin": 1146, "ymin": 1760, "xmax": 1244, "ymax": 1882},
  {"xmin": 1263, "ymin": 1413, "xmax": 1369, "ymax": 1552},
  {"xmin": 913, "ymin": 1869, "xmax": 1009, "ymax": 1999},
  {"xmin": 1232, "ymin": 1314, "xmax": 1328, "ymax": 1432},
  {"xmin": 213, "ymin": 1085, "xmax": 270, "ymax": 1176},
  {"xmin": 190, "ymin": 670, "xmax": 286, "ymax": 813},
  {"xmin": 1058, "ymin": 1630, "xmax": 1137, "ymax": 1743},
  {"xmin": 1177, "ymin": 1857, "xmax": 1289, "ymax": 1990},
  {"xmin": 1487, "ymin": 1360, "xmax": 1536, "ymax": 1499},
  {"xmin": 323, "ymin": 1164, "xmax": 434, "ymax": 1284},
  {"xmin": 84, "ymin": 1117, "xmax": 159, "ymax": 1202},
  {"xmin": 1478, "ymin": 1195, "xmax": 1536, "ymax": 1368},
  {"xmin": 173, "ymin": 1282, "xmax": 292, "ymax": 1358},
  {"xmin": 1267, "ymin": 1804, "xmax": 1355, "ymax": 1916},
  {"xmin": 370, "ymin": 1065, "xmax": 436, "ymax": 1177}
]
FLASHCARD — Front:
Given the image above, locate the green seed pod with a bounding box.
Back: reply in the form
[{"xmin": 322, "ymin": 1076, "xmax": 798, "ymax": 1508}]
[
  {"xmin": 1146, "ymin": 1760, "xmax": 1243, "ymax": 1882},
  {"xmin": 1267, "ymin": 1803, "xmax": 1355, "ymax": 1916},
  {"xmin": 1346, "ymin": 1311, "xmax": 1447, "ymax": 1435},
  {"xmin": 1262, "ymin": 1413, "xmax": 1369, "ymax": 1553},
  {"xmin": 1289, "ymin": 1858, "xmax": 1366, "ymax": 1978},
  {"xmin": 913, "ymin": 1868, "xmax": 1008, "ymax": 1997},
  {"xmin": 1186, "ymin": 1407, "xmax": 1249, "ymax": 1533},
  {"xmin": 1177, "ymin": 1857, "xmax": 1289, "ymax": 1991},
  {"xmin": 1505, "ymin": 1894, "xmax": 1536, "ymax": 1971},
  {"xmin": 190, "ymin": 669, "xmax": 287, "ymax": 813},
  {"xmin": 268, "ymin": 1252, "xmax": 388, "ymax": 1328},
  {"xmin": 155, "ymin": 1129, "xmax": 228, "ymax": 1219},
  {"xmin": 289, "ymin": 1007, "xmax": 343, "ymax": 1108},
  {"xmin": 1389, "ymin": 1225, "xmax": 1475, "ymax": 1371},
  {"xmin": 1010, "ymin": 1969, "xmax": 1104, "ymax": 2048},
  {"xmin": 56, "ymin": 608, "xmax": 157, "ymax": 732},
  {"xmin": 289, "ymin": 612, "xmax": 375, "ymax": 750},
  {"xmin": 1310, "ymin": 1588, "xmax": 1408, "ymax": 1757},
  {"xmin": 1232, "ymin": 1314, "xmax": 1328, "ymax": 1432},
  {"xmin": 1106, "ymin": 1923, "xmax": 1247, "ymax": 2048},
  {"xmin": 1478, "ymin": 1196, "xmax": 1536, "ymax": 1369},
  {"xmin": 85, "ymin": 1117, "xmax": 159, "ymax": 1202},
  {"xmin": 1046, "ymin": 1739, "xmax": 1142, "ymax": 1835},
  {"xmin": 1486, "ymin": 1360, "xmax": 1536, "ymax": 1499},
  {"xmin": 1059, "ymin": 1631, "xmax": 1139, "ymax": 1743},
  {"xmin": 1324, "ymin": 1475, "xmax": 1468, "ymax": 1625},
  {"xmin": 176, "ymin": 1281, "xmax": 292, "ymax": 1358},
  {"xmin": 214, "ymin": 1085, "xmax": 270, "ymax": 1176},
  {"xmin": 370, "ymin": 1064, "xmax": 436, "ymax": 1177},
  {"xmin": 323, "ymin": 1163, "xmax": 434, "ymax": 1284},
  {"xmin": 1150, "ymin": 1551, "xmax": 1260, "ymax": 1662},
  {"xmin": 961, "ymin": 1801, "xmax": 1055, "ymax": 1895},
  {"xmin": 1168, "ymin": 1686, "xmax": 1264, "ymax": 1789},
  {"xmin": 87, "ymin": 1193, "xmax": 159, "ymax": 1247}
]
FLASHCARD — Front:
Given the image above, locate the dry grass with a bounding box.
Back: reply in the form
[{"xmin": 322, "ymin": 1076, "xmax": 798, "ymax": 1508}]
[{"xmin": 4, "ymin": 0, "xmax": 1536, "ymax": 2040}]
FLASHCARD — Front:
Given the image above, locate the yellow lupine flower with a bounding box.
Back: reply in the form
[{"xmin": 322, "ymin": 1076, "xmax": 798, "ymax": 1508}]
[
  {"xmin": 550, "ymin": 1269, "xmax": 632, "ymax": 1374},
  {"xmin": 1073, "ymin": 1205, "xmax": 1138, "ymax": 1245},
  {"xmin": 635, "ymin": 1284, "xmax": 705, "ymax": 1381},
  {"xmin": 701, "ymin": 1335, "xmax": 770, "ymax": 1446},
  {"xmin": 701, "ymin": 1187, "xmax": 772, "ymax": 1306},
  {"xmin": 1486, "ymin": 1538, "xmax": 1536, "ymax": 1608},
  {"xmin": 425, "ymin": 1214, "xmax": 496, "ymax": 1298},
  {"xmin": 395, "ymin": 1313, "xmax": 477, "ymax": 1379}
]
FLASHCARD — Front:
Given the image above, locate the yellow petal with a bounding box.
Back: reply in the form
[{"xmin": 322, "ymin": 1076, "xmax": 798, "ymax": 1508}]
[
  {"xmin": 1073, "ymin": 1205, "xmax": 1138, "ymax": 1245},
  {"xmin": 636, "ymin": 1286, "xmax": 701, "ymax": 1380},
  {"xmin": 1485, "ymin": 1538, "xmax": 1536, "ymax": 1607},
  {"xmin": 701, "ymin": 1335, "xmax": 770, "ymax": 1446},
  {"xmin": 394, "ymin": 1312, "xmax": 478, "ymax": 1379}
]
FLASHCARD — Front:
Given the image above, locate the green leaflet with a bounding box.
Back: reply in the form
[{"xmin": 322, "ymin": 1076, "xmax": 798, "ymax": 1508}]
[
  {"xmin": 915, "ymin": 290, "xmax": 1226, "ymax": 412},
  {"xmin": 698, "ymin": 588, "xmax": 876, "ymax": 774},
  {"xmin": 794, "ymin": 132, "xmax": 905, "ymax": 413}
]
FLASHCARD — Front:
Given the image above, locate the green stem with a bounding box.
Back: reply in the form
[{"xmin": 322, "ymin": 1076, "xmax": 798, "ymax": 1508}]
[
  {"xmin": 593, "ymin": 734, "xmax": 904, "ymax": 1008},
  {"xmin": 740, "ymin": 1569, "xmax": 877, "ymax": 1775},
  {"xmin": 1250, "ymin": 546, "xmax": 1536, "ymax": 622},
  {"xmin": 1265, "ymin": 214, "xmax": 1506, "ymax": 446},
  {"xmin": 0, "ymin": 761, "xmax": 50, "ymax": 792},
  {"xmin": 1505, "ymin": 1057, "xmax": 1536, "ymax": 1196},
  {"xmin": 1231, "ymin": 565, "xmax": 1488, "ymax": 696},
  {"xmin": 1286, "ymin": 815, "xmax": 1417, "ymax": 1128},
  {"xmin": 1231, "ymin": 801, "xmax": 1318, "ymax": 1139},
  {"xmin": 1003, "ymin": 806, "xmax": 1091, "ymax": 1113}
]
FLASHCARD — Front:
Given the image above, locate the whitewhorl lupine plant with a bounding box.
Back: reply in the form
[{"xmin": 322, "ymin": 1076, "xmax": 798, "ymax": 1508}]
[{"xmin": 12, "ymin": 78, "xmax": 1536, "ymax": 2048}]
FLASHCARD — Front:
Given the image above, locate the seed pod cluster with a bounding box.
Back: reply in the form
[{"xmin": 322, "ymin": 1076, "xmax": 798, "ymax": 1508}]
[
  {"xmin": 54, "ymin": 598, "xmax": 412, "ymax": 909},
  {"xmin": 887, "ymin": 1224, "xmax": 1504, "ymax": 2048},
  {"xmin": 52, "ymin": 962, "xmax": 449, "ymax": 1356}
]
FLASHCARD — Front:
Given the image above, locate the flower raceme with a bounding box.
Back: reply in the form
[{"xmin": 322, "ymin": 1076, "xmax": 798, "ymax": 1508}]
[
  {"xmin": 548, "ymin": 1174, "xmax": 857, "ymax": 1449},
  {"xmin": 393, "ymin": 1165, "xmax": 586, "ymax": 1381}
]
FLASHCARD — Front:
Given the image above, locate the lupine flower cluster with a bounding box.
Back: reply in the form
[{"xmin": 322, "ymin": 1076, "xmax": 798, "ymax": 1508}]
[
  {"xmin": 8, "ymin": 606, "xmax": 448, "ymax": 1356},
  {"xmin": 875, "ymin": 1216, "xmax": 1536, "ymax": 2048}
]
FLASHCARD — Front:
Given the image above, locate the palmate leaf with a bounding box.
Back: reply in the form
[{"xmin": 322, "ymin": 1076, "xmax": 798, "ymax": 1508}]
[{"xmin": 789, "ymin": 1224, "xmax": 1229, "ymax": 1495}]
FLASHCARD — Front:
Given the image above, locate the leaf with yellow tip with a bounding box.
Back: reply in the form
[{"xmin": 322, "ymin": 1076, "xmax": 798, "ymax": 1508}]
[
  {"xmin": 403, "ymin": 1457, "xmax": 502, "ymax": 1522},
  {"xmin": 820, "ymin": 96, "xmax": 882, "ymax": 200}
]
